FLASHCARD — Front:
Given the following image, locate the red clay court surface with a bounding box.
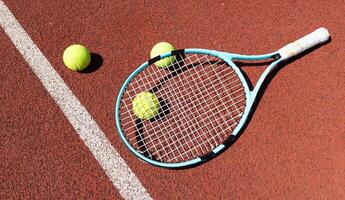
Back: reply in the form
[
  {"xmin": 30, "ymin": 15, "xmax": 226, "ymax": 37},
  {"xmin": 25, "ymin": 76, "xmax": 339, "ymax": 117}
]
[{"xmin": 1, "ymin": 1, "xmax": 344, "ymax": 199}]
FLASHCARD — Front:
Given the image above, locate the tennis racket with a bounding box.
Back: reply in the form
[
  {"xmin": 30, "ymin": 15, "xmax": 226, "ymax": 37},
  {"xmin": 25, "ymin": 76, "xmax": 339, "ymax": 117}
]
[{"xmin": 115, "ymin": 27, "xmax": 330, "ymax": 168}]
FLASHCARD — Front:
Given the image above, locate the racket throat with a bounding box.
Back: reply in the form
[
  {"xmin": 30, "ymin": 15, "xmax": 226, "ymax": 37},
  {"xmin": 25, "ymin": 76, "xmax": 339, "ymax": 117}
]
[{"xmin": 248, "ymin": 59, "xmax": 281, "ymax": 107}]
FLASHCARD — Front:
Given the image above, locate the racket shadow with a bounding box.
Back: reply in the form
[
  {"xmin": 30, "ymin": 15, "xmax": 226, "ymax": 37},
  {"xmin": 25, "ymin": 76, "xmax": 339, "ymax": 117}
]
[{"xmin": 174, "ymin": 39, "xmax": 331, "ymax": 170}]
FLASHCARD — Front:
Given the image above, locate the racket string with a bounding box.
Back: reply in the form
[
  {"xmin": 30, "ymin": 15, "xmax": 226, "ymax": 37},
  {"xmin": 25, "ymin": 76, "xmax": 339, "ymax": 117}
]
[
  {"xmin": 125, "ymin": 73, "xmax": 242, "ymax": 150},
  {"xmin": 127, "ymin": 95, "xmax": 245, "ymax": 145},
  {"xmin": 130, "ymin": 54, "xmax": 208, "ymax": 93},
  {"xmin": 194, "ymin": 54, "xmax": 241, "ymax": 139},
  {"xmin": 122, "ymin": 54, "xmax": 243, "ymax": 162},
  {"xmin": 139, "ymin": 55, "xmax": 218, "ymax": 161},
  {"xmin": 122, "ymin": 72, "xmax": 243, "ymax": 161},
  {"xmin": 203, "ymin": 56, "xmax": 243, "ymax": 120},
  {"xmin": 128, "ymin": 94, "xmax": 245, "ymax": 149},
  {"xmin": 119, "ymin": 53, "xmax": 246, "ymax": 162},
  {"xmin": 167, "ymin": 112, "xmax": 244, "ymax": 160},
  {"xmin": 142, "ymin": 55, "xmax": 206, "ymax": 161},
  {"xmin": 125, "ymin": 68, "xmax": 242, "ymax": 160},
  {"xmin": 119, "ymin": 69, "xmax": 242, "ymax": 123},
  {"xmin": 120, "ymin": 76, "xmax": 242, "ymax": 127},
  {"xmin": 128, "ymin": 99, "xmax": 245, "ymax": 159},
  {"xmin": 157, "ymin": 107, "xmax": 245, "ymax": 162},
  {"xmin": 168, "ymin": 54, "xmax": 236, "ymax": 158},
  {"xmin": 158, "ymin": 55, "xmax": 229, "ymax": 161},
  {"xmin": 127, "ymin": 56, "xmax": 199, "ymax": 161},
  {"xmin": 120, "ymin": 66, "xmax": 242, "ymax": 126},
  {"xmin": 122, "ymin": 55, "xmax": 230, "ymax": 160}
]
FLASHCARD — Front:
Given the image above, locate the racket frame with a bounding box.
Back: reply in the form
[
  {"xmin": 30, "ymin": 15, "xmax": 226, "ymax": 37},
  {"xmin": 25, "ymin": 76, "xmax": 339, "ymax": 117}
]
[{"xmin": 115, "ymin": 49, "xmax": 281, "ymax": 168}]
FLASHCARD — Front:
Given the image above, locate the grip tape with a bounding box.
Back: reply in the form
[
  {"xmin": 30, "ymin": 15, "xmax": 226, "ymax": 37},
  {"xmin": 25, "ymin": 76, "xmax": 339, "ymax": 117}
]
[{"xmin": 278, "ymin": 27, "xmax": 330, "ymax": 61}]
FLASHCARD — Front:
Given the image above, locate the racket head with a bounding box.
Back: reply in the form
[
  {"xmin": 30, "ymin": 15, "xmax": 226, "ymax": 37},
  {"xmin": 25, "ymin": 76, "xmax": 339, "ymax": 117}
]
[{"xmin": 115, "ymin": 49, "xmax": 260, "ymax": 168}]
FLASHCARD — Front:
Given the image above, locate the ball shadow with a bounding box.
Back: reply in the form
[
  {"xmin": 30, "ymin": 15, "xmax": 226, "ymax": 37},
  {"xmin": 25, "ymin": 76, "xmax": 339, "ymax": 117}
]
[
  {"xmin": 79, "ymin": 53, "xmax": 103, "ymax": 73},
  {"xmin": 149, "ymin": 98, "xmax": 171, "ymax": 122},
  {"xmin": 134, "ymin": 98, "xmax": 171, "ymax": 160}
]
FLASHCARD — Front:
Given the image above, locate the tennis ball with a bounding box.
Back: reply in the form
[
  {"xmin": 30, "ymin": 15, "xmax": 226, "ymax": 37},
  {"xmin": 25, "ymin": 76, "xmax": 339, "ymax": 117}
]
[
  {"xmin": 150, "ymin": 42, "xmax": 176, "ymax": 68},
  {"xmin": 63, "ymin": 44, "xmax": 91, "ymax": 71},
  {"xmin": 133, "ymin": 92, "xmax": 160, "ymax": 120}
]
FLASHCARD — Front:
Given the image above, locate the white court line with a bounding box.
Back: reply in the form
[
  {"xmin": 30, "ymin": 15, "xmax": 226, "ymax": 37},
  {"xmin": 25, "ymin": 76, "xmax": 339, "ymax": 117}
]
[{"xmin": 0, "ymin": 1, "xmax": 152, "ymax": 200}]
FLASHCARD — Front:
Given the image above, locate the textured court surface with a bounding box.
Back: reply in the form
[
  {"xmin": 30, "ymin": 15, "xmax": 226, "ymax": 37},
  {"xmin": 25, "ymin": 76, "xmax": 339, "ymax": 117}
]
[{"xmin": 1, "ymin": 1, "xmax": 344, "ymax": 199}]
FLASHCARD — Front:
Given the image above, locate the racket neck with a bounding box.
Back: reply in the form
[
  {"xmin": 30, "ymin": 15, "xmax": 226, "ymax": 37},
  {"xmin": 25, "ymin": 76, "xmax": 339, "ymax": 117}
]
[
  {"xmin": 249, "ymin": 59, "xmax": 281, "ymax": 106},
  {"xmin": 227, "ymin": 51, "xmax": 281, "ymax": 106}
]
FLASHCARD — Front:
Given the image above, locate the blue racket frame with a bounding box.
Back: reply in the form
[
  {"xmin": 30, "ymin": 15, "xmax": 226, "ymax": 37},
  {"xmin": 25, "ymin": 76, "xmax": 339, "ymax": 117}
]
[{"xmin": 115, "ymin": 49, "xmax": 282, "ymax": 168}]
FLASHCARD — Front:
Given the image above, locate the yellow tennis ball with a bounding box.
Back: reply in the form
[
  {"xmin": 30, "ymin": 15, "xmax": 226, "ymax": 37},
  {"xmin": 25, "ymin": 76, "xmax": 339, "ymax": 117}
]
[
  {"xmin": 150, "ymin": 42, "xmax": 176, "ymax": 68},
  {"xmin": 63, "ymin": 44, "xmax": 91, "ymax": 71},
  {"xmin": 133, "ymin": 92, "xmax": 160, "ymax": 120}
]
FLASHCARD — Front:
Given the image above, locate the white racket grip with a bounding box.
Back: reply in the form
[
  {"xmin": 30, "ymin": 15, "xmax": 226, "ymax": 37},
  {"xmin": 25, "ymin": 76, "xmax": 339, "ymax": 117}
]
[{"xmin": 278, "ymin": 27, "xmax": 329, "ymax": 61}]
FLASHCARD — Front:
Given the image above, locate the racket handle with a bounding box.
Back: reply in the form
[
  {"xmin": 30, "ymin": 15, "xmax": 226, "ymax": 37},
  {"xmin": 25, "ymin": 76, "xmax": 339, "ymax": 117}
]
[{"xmin": 278, "ymin": 27, "xmax": 330, "ymax": 61}]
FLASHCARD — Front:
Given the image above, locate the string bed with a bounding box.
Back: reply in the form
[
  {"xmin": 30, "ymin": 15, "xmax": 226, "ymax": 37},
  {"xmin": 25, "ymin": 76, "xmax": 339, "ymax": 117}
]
[{"xmin": 119, "ymin": 53, "xmax": 246, "ymax": 163}]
